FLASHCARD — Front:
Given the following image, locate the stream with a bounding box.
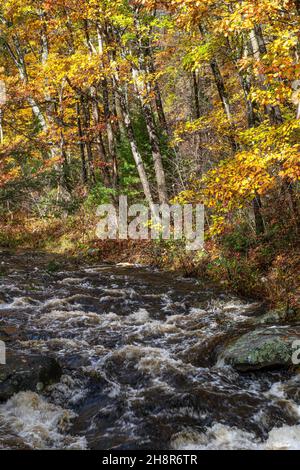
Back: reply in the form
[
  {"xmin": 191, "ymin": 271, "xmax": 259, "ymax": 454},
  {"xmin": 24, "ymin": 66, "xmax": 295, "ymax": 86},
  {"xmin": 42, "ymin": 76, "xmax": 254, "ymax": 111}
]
[{"xmin": 1, "ymin": 250, "xmax": 300, "ymax": 450}]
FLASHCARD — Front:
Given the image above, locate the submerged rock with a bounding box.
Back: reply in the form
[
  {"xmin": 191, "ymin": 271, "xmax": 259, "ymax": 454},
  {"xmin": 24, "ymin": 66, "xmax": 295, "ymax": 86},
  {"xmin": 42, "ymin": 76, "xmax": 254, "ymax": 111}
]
[
  {"xmin": 0, "ymin": 326, "xmax": 21, "ymax": 343},
  {"xmin": 0, "ymin": 350, "xmax": 62, "ymax": 401},
  {"xmin": 218, "ymin": 326, "xmax": 300, "ymax": 371},
  {"xmin": 0, "ymin": 292, "xmax": 10, "ymax": 304}
]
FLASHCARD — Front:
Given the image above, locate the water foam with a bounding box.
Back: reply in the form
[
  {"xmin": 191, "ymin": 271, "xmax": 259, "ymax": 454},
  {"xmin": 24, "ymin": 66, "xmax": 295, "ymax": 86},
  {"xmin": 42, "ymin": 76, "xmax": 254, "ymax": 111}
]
[
  {"xmin": 171, "ymin": 423, "xmax": 300, "ymax": 450},
  {"xmin": 0, "ymin": 392, "xmax": 87, "ymax": 449}
]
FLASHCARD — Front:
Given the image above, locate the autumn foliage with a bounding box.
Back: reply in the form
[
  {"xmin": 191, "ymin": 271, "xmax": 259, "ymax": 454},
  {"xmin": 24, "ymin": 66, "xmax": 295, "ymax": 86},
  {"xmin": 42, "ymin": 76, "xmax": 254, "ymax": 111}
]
[{"xmin": 0, "ymin": 1, "xmax": 299, "ymax": 305}]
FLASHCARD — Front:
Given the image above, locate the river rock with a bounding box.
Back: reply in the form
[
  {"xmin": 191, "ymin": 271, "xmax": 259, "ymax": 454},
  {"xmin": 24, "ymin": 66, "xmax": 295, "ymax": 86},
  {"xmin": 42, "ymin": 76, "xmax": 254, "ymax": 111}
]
[
  {"xmin": 0, "ymin": 292, "xmax": 9, "ymax": 304},
  {"xmin": 0, "ymin": 350, "xmax": 62, "ymax": 401},
  {"xmin": 253, "ymin": 308, "xmax": 299, "ymax": 325},
  {"xmin": 0, "ymin": 326, "xmax": 21, "ymax": 343},
  {"xmin": 218, "ymin": 325, "xmax": 300, "ymax": 371}
]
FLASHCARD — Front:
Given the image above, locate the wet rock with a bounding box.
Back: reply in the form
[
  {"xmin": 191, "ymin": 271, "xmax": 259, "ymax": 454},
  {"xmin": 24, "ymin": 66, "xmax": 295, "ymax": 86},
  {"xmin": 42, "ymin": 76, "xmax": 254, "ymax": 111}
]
[
  {"xmin": 0, "ymin": 292, "xmax": 9, "ymax": 304},
  {"xmin": 178, "ymin": 332, "xmax": 229, "ymax": 367},
  {"xmin": 0, "ymin": 326, "xmax": 21, "ymax": 343},
  {"xmin": 0, "ymin": 350, "xmax": 62, "ymax": 401},
  {"xmin": 218, "ymin": 326, "xmax": 300, "ymax": 371},
  {"xmin": 284, "ymin": 375, "xmax": 300, "ymax": 403},
  {"xmin": 254, "ymin": 308, "xmax": 299, "ymax": 326},
  {"xmin": 87, "ymin": 248, "xmax": 100, "ymax": 256},
  {"xmin": 0, "ymin": 426, "xmax": 32, "ymax": 450}
]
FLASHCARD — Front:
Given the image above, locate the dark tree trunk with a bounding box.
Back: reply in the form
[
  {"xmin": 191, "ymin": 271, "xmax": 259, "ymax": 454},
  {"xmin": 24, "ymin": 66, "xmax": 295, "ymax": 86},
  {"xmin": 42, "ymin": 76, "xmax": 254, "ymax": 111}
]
[
  {"xmin": 148, "ymin": 55, "xmax": 169, "ymax": 135},
  {"xmin": 102, "ymin": 78, "xmax": 119, "ymax": 190},
  {"xmin": 253, "ymin": 194, "xmax": 265, "ymax": 236},
  {"xmin": 90, "ymin": 87, "xmax": 113, "ymax": 189},
  {"xmin": 60, "ymin": 130, "xmax": 72, "ymax": 193},
  {"xmin": 81, "ymin": 96, "xmax": 95, "ymax": 184},
  {"xmin": 199, "ymin": 24, "xmax": 238, "ymax": 151},
  {"xmin": 192, "ymin": 71, "xmax": 201, "ymax": 119},
  {"xmin": 128, "ymin": 14, "xmax": 168, "ymax": 204}
]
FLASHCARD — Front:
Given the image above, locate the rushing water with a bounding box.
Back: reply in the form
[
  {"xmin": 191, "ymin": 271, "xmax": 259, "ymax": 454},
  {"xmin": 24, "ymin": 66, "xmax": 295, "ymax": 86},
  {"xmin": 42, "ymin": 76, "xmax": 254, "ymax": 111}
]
[{"xmin": 1, "ymin": 250, "xmax": 300, "ymax": 450}]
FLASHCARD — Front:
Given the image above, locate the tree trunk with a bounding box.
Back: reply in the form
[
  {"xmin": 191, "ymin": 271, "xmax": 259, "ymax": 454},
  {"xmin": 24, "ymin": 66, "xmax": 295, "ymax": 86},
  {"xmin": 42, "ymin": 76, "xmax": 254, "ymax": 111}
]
[
  {"xmin": 142, "ymin": 102, "xmax": 169, "ymax": 203},
  {"xmin": 81, "ymin": 96, "xmax": 95, "ymax": 184},
  {"xmin": 76, "ymin": 101, "xmax": 88, "ymax": 184},
  {"xmin": 0, "ymin": 109, "xmax": 4, "ymax": 144},
  {"xmin": 192, "ymin": 71, "xmax": 201, "ymax": 119},
  {"xmin": 131, "ymin": 40, "xmax": 168, "ymax": 203},
  {"xmin": 253, "ymin": 193, "xmax": 265, "ymax": 236},
  {"xmin": 118, "ymin": 88, "xmax": 154, "ymax": 206},
  {"xmin": 227, "ymin": 36, "xmax": 266, "ymax": 235},
  {"xmin": 5, "ymin": 36, "xmax": 48, "ymax": 132},
  {"xmin": 199, "ymin": 25, "xmax": 238, "ymax": 152},
  {"xmin": 147, "ymin": 51, "xmax": 169, "ymax": 135},
  {"xmin": 249, "ymin": 26, "xmax": 283, "ymax": 124}
]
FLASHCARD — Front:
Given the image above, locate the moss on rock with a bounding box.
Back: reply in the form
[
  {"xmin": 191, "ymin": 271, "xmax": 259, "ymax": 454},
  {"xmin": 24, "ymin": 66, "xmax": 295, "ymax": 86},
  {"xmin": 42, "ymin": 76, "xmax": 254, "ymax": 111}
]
[{"xmin": 219, "ymin": 326, "xmax": 300, "ymax": 371}]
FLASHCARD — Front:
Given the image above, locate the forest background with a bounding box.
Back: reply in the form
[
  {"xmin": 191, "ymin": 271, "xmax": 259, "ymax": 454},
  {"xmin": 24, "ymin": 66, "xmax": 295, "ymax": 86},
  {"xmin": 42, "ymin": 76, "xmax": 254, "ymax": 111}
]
[{"xmin": 0, "ymin": 0, "xmax": 299, "ymax": 311}]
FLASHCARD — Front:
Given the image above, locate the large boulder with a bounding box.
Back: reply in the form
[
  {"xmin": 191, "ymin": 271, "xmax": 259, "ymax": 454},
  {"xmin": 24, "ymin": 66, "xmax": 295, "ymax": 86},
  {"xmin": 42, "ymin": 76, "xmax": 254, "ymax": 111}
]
[
  {"xmin": 218, "ymin": 325, "xmax": 300, "ymax": 371},
  {"xmin": 0, "ymin": 350, "xmax": 62, "ymax": 401}
]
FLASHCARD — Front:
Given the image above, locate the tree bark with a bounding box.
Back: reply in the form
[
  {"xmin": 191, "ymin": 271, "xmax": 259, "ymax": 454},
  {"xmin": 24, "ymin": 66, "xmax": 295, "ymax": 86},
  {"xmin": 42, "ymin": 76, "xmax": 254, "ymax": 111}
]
[
  {"xmin": 142, "ymin": 102, "xmax": 169, "ymax": 203},
  {"xmin": 81, "ymin": 96, "xmax": 95, "ymax": 184},
  {"xmin": 3, "ymin": 35, "xmax": 48, "ymax": 132},
  {"xmin": 249, "ymin": 26, "xmax": 283, "ymax": 124},
  {"xmin": 101, "ymin": 78, "xmax": 119, "ymax": 190},
  {"xmin": 227, "ymin": 35, "xmax": 266, "ymax": 236},
  {"xmin": 76, "ymin": 101, "xmax": 88, "ymax": 184},
  {"xmin": 199, "ymin": 25, "xmax": 238, "ymax": 152},
  {"xmin": 147, "ymin": 49, "xmax": 169, "ymax": 135},
  {"xmin": 130, "ymin": 20, "xmax": 169, "ymax": 204},
  {"xmin": 192, "ymin": 71, "xmax": 201, "ymax": 119}
]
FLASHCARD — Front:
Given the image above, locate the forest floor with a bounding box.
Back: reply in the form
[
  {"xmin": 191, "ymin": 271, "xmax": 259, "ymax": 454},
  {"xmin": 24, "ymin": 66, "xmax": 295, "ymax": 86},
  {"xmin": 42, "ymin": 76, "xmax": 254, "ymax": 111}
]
[{"xmin": 0, "ymin": 210, "xmax": 299, "ymax": 314}]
